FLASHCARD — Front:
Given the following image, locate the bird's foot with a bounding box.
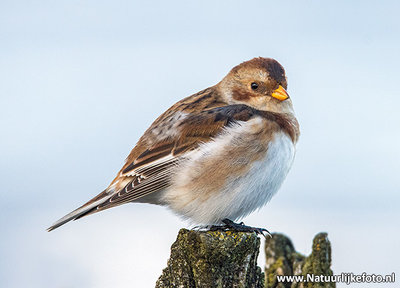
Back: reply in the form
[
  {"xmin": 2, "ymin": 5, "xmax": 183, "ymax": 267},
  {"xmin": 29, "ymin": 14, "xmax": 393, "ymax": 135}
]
[{"xmin": 209, "ymin": 219, "xmax": 271, "ymax": 238}]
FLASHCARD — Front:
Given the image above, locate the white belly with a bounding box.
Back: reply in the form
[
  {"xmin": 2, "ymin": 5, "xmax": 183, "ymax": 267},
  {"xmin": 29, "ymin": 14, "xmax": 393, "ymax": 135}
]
[
  {"xmin": 164, "ymin": 120, "xmax": 296, "ymax": 225},
  {"xmin": 227, "ymin": 132, "xmax": 295, "ymax": 220}
]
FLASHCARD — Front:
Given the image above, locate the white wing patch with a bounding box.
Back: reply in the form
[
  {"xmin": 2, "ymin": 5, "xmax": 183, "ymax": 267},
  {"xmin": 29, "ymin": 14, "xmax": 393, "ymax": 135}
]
[{"xmin": 150, "ymin": 111, "xmax": 188, "ymax": 141}]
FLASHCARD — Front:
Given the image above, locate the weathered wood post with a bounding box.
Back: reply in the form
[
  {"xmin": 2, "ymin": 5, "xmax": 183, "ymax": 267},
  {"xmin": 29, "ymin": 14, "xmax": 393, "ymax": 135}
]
[
  {"xmin": 156, "ymin": 230, "xmax": 334, "ymax": 288},
  {"xmin": 156, "ymin": 229, "xmax": 264, "ymax": 287},
  {"xmin": 265, "ymin": 233, "xmax": 334, "ymax": 288}
]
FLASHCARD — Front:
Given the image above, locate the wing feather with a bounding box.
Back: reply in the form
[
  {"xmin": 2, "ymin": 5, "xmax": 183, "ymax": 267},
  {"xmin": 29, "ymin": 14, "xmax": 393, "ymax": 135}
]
[
  {"xmin": 47, "ymin": 101, "xmax": 261, "ymax": 231},
  {"xmin": 88, "ymin": 104, "xmax": 258, "ymax": 213}
]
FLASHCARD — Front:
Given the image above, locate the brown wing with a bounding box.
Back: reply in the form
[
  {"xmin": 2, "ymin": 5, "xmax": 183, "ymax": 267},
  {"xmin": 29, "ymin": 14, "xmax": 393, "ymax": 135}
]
[
  {"xmin": 94, "ymin": 104, "xmax": 258, "ymax": 209},
  {"xmin": 47, "ymin": 91, "xmax": 259, "ymax": 231}
]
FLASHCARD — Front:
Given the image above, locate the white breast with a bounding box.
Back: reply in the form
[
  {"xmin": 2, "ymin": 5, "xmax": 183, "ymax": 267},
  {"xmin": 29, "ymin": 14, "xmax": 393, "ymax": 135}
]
[
  {"xmin": 164, "ymin": 120, "xmax": 296, "ymax": 225},
  {"xmin": 230, "ymin": 132, "xmax": 295, "ymax": 219}
]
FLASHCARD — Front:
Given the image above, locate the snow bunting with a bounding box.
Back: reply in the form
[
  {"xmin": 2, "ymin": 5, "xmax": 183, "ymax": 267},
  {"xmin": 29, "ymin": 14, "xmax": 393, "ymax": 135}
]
[{"xmin": 48, "ymin": 57, "xmax": 299, "ymax": 232}]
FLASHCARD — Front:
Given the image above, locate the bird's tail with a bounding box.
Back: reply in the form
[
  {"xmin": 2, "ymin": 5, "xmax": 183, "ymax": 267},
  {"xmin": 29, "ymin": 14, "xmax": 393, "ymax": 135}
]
[{"xmin": 47, "ymin": 190, "xmax": 112, "ymax": 232}]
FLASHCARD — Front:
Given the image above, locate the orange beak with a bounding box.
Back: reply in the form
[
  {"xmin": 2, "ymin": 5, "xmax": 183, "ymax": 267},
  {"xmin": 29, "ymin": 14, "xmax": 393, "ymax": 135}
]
[{"xmin": 271, "ymin": 85, "xmax": 289, "ymax": 101}]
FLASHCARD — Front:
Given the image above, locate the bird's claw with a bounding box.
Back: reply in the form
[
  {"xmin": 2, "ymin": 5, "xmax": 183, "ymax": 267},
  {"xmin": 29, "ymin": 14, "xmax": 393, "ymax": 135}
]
[{"xmin": 207, "ymin": 219, "xmax": 271, "ymax": 238}]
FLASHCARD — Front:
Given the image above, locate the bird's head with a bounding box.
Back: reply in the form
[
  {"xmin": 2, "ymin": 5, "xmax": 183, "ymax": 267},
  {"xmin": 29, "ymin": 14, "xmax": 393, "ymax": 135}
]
[{"xmin": 218, "ymin": 57, "xmax": 294, "ymax": 114}]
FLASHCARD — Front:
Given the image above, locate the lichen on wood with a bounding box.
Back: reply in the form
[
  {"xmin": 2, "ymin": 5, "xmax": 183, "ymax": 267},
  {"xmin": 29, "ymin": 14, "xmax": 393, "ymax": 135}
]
[
  {"xmin": 155, "ymin": 229, "xmax": 264, "ymax": 288},
  {"xmin": 264, "ymin": 232, "xmax": 335, "ymax": 288},
  {"xmin": 156, "ymin": 229, "xmax": 334, "ymax": 288}
]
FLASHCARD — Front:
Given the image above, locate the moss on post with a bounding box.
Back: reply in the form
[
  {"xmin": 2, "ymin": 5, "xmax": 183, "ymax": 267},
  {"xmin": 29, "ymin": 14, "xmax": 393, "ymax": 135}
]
[
  {"xmin": 264, "ymin": 232, "xmax": 335, "ymax": 288},
  {"xmin": 264, "ymin": 233, "xmax": 305, "ymax": 288},
  {"xmin": 156, "ymin": 229, "xmax": 264, "ymax": 288}
]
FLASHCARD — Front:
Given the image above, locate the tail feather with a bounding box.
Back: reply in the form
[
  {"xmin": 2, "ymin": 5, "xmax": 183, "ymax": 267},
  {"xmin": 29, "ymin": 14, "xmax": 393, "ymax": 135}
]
[{"xmin": 47, "ymin": 192, "xmax": 112, "ymax": 232}]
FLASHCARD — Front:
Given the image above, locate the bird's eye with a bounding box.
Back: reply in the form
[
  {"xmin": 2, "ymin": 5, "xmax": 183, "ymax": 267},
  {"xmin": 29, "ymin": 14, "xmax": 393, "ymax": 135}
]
[{"xmin": 251, "ymin": 82, "xmax": 258, "ymax": 90}]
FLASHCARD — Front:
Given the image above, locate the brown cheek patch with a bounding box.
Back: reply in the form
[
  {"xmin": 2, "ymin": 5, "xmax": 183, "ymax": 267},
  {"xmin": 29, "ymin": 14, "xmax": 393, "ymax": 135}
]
[{"xmin": 232, "ymin": 87, "xmax": 255, "ymax": 101}]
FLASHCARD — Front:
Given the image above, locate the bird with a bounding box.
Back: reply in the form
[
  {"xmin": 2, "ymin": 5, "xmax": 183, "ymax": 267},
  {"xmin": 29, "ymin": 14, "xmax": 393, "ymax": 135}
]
[{"xmin": 47, "ymin": 57, "xmax": 300, "ymax": 233}]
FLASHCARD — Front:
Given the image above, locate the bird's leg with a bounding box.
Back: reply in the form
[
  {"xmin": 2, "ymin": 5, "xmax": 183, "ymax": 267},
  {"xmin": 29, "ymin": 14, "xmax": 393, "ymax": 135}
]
[
  {"xmin": 195, "ymin": 219, "xmax": 271, "ymax": 238},
  {"xmin": 220, "ymin": 219, "xmax": 272, "ymax": 238}
]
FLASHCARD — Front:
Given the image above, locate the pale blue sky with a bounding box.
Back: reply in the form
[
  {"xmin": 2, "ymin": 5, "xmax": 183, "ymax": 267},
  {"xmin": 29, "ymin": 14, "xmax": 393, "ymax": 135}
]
[{"xmin": 1, "ymin": 1, "xmax": 399, "ymax": 287}]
